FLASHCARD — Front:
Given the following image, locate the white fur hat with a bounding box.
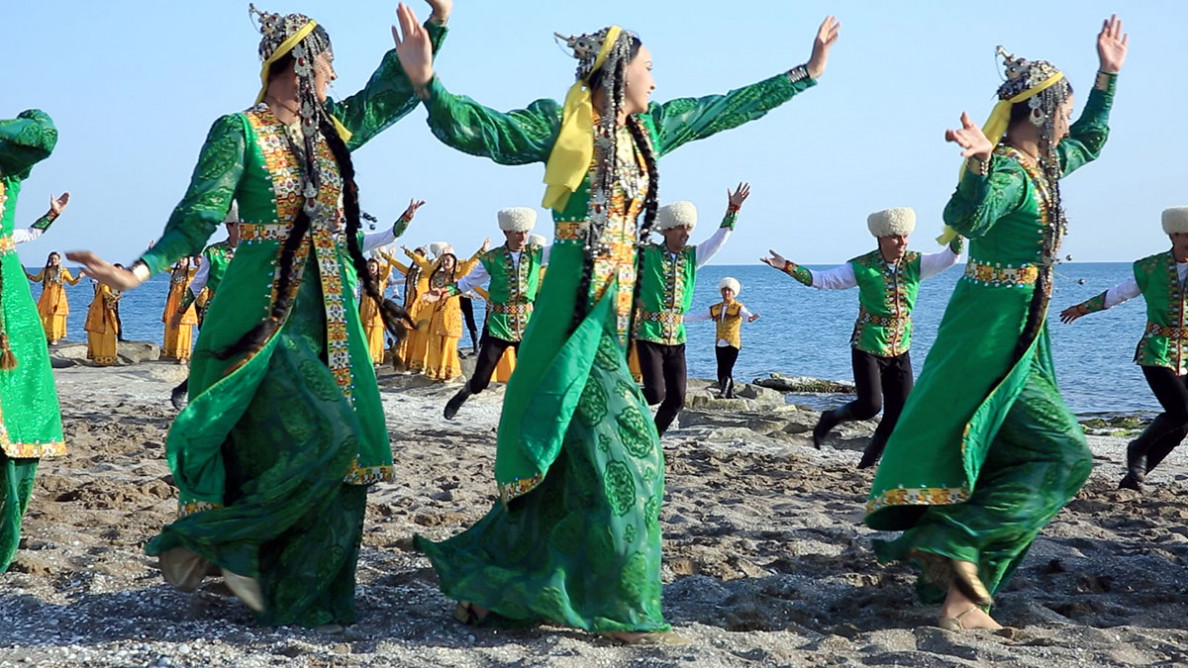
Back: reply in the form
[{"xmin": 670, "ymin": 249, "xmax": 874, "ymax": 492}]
[
  {"xmin": 656, "ymin": 201, "xmax": 698, "ymax": 232},
  {"xmin": 718, "ymin": 276, "xmax": 741, "ymax": 296},
  {"xmin": 498, "ymin": 207, "xmax": 537, "ymax": 233},
  {"xmin": 1162, "ymin": 207, "xmax": 1188, "ymax": 234},
  {"xmin": 867, "ymin": 207, "xmax": 916, "ymax": 238},
  {"xmin": 528, "ymin": 234, "xmax": 547, "ymax": 247},
  {"xmin": 223, "ymin": 201, "xmax": 240, "ymax": 224},
  {"xmin": 428, "ymin": 241, "xmax": 450, "ymax": 258}
]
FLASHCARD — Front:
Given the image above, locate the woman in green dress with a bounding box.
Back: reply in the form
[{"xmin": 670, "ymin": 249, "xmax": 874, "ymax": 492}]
[
  {"xmin": 0, "ymin": 110, "xmax": 69, "ymax": 573},
  {"xmin": 391, "ymin": 4, "xmax": 839, "ymax": 641},
  {"xmin": 68, "ymin": 0, "xmax": 452, "ymax": 628},
  {"xmin": 864, "ymin": 15, "xmax": 1129, "ymax": 631}
]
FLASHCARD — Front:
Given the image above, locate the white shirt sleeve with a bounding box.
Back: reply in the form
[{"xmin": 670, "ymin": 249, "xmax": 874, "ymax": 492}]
[
  {"xmin": 188, "ymin": 257, "xmax": 211, "ymax": 296},
  {"xmin": 685, "ymin": 311, "xmax": 714, "ymax": 323},
  {"xmin": 454, "ymin": 261, "xmax": 491, "ymax": 295},
  {"xmin": 1102, "ymin": 277, "xmax": 1142, "ymax": 309},
  {"xmin": 541, "ymin": 245, "xmax": 551, "ymax": 265},
  {"xmin": 695, "ymin": 227, "xmax": 732, "ymax": 269},
  {"xmin": 11, "ymin": 227, "xmax": 43, "ymax": 245},
  {"xmin": 361, "ymin": 228, "xmax": 396, "ymax": 253},
  {"xmin": 738, "ymin": 304, "xmax": 755, "ymax": 320},
  {"xmin": 919, "ymin": 247, "xmax": 961, "ymax": 280},
  {"xmin": 810, "ymin": 263, "xmax": 859, "ymax": 290}
]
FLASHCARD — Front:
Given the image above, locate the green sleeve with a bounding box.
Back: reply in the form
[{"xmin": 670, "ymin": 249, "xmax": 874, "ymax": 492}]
[
  {"xmin": 0, "ymin": 109, "xmax": 58, "ymax": 180},
  {"xmin": 1075, "ymin": 291, "xmax": 1108, "ymax": 315},
  {"xmin": 647, "ymin": 72, "xmax": 816, "ymax": 157},
  {"xmin": 948, "ymin": 235, "xmax": 966, "ymax": 255},
  {"xmin": 30, "ymin": 210, "xmax": 59, "ymax": 232},
  {"xmin": 421, "ymin": 77, "xmax": 562, "ymax": 165},
  {"xmin": 324, "ymin": 21, "xmax": 448, "ymax": 151},
  {"xmin": 1058, "ymin": 72, "xmax": 1115, "ymax": 178},
  {"xmin": 139, "ymin": 115, "xmax": 246, "ymax": 275},
  {"xmin": 942, "ymin": 157, "xmax": 1028, "ymax": 240},
  {"xmin": 781, "ymin": 260, "xmax": 814, "ymax": 287}
]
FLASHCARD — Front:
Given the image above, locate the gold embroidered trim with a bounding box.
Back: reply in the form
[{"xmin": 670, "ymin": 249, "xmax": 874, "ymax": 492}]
[
  {"xmin": 866, "ymin": 485, "xmax": 971, "ymax": 514},
  {"xmin": 963, "ymin": 260, "xmax": 1039, "ymax": 287}
]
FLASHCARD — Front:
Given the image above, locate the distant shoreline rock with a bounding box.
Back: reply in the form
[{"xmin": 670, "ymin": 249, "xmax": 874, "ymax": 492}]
[
  {"xmin": 48, "ymin": 339, "xmax": 161, "ymax": 367},
  {"xmin": 752, "ymin": 373, "xmax": 854, "ymax": 394}
]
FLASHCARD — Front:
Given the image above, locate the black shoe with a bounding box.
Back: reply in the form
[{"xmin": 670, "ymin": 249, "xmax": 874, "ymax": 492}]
[
  {"xmin": 724, "ymin": 379, "xmax": 735, "ymax": 399},
  {"xmin": 1125, "ymin": 439, "xmax": 1147, "ymax": 484},
  {"xmin": 444, "ymin": 385, "xmax": 473, "ymax": 420},
  {"xmin": 858, "ymin": 433, "xmax": 887, "ymax": 469},
  {"xmin": 812, "ymin": 408, "xmax": 845, "ymax": 449},
  {"xmin": 1119, "ymin": 472, "xmax": 1143, "ymax": 492},
  {"xmin": 170, "ymin": 377, "xmax": 190, "ymax": 411}
]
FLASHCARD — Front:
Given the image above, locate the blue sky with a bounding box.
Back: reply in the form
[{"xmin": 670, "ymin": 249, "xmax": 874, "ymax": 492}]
[{"xmin": 6, "ymin": 1, "xmax": 1183, "ymax": 266}]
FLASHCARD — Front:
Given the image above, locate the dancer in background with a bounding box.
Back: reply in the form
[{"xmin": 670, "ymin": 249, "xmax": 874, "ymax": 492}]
[
  {"xmin": 394, "ymin": 3, "xmax": 838, "ymax": 640},
  {"xmin": 428, "ymin": 208, "xmax": 546, "ymax": 419},
  {"xmin": 84, "ymin": 276, "xmax": 120, "ymax": 366},
  {"xmin": 162, "ymin": 257, "xmax": 199, "ymax": 363},
  {"xmin": 0, "ymin": 109, "xmax": 68, "ymax": 572},
  {"xmin": 422, "ymin": 241, "xmax": 486, "ymax": 381},
  {"xmin": 634, "ymin": 184, "xmax": 749, "ymax": 435},
  {"xmin": 762, "ymin": 208, "xmax": 963, "ymax": 468},
  {"xmin": 68, "ymin": 0, "xmax": 453, "ymax": 627},
  {"xmin": 865, "ymin": 17, "xmax": 1125, "ymax": 631},
  {"xmin": 686, "ymin": 277, "xmax": 759, "ymax": 398},
  {"xmin": 1060, "ymin": 206, "xmax": 1188, "ymax": 492},
  {"xmin": 26, "ymin": 243, "xmax": 78, "ymax": 345}
]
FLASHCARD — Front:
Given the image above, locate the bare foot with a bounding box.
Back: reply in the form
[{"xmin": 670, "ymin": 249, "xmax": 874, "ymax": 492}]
[{"xmin": 939, "ymin": 584, "xmax": 1001, "ymax": 630}]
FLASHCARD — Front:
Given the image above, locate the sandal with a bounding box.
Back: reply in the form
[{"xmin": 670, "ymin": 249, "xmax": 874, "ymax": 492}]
[
  {"xmin": 937, "ymin": 606, "xmax": 981, "ymax": 631},
  {"xmin": 453, "ymin": 601, "xmax": 488, "ymax": 625},
  {"xmin": 951, "ymin": 560, "xmax": 992, "ymax": 607}
]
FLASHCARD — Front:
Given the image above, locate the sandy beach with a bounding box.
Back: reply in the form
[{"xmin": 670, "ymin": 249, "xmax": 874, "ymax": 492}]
[{"xmin": 2, "ymin": 360, "xmax": 1187, "ymax": 667}]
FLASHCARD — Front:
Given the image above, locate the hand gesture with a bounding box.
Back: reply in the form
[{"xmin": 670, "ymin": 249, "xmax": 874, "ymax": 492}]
[
  {"xmin": 422, "ymin": 288, "xmax": 444, "ymax": 303},
  {"xmin": 748, "ymin": 313, "xmax": 761, "ymax": 323},
  {"xmin": 806, "ymin": 16, "xmax": 841, "ymax": 79},
  {"xmin": 424, "ymin": 0, "xmax": 451, "ymax": 24},
  {"xmin": 1058, "ymin": 305, "xmax": 1086, "ymax": 324},
  {"xmin": 1097, "ymin": 14, "xmax": 1128, "ymax": 74},
  {"xmin": 761, "ymin": 250, "xmax": 788, "ymax": 269},
  {"xmin": 49, "ymin": 192, "xmax": 70, "ymax": 216},
  {"xmin": 392, "ymin": 3, "xmax": 434, "ymax": 87},
  {"xmin": 482, "ymin": 237, "xmax": 492, "ymax": 253},
  {"xmin": 65, "ymin": 251, "xmax": 141, "ymax": 291},
  {"xmin": 727, "ymin": 182, "xmax": 751, "ymax": 210},
  {"xmin": 945, "ymin": 112, "xmax": 994, "ymax": 162},
  {"xmin": 402, "ymin": 198, "xmax": 426, "ymax": 220}
]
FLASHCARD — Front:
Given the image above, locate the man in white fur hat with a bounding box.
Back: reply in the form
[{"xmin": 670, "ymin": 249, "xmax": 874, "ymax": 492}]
[
  {"xmin": 762, "ymin": 207, "xmax": 964, "ymax": 468},
  {"xmin": 686, "ymin": 276, "xmax": 760, "ymax": 398},
  {"xmin": 427, "ymin": 207, "xmax": 550, "ymax": 419},
  {"xmin": 634, "ymin": 183, "xmax": 750, "ymax": 435},
  {"xmin": 1061, "ymin": 207, "xmax": 1188, "ymax": 492}
]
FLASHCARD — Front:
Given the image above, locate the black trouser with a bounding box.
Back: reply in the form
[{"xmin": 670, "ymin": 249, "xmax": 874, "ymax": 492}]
[
  {"xmin": 841, "ymin": 348, "xmax": 914, "ymax": 443},
  {"xmin": 715, "ymin": 345, "xmax": 740, "ymax": 388},
  {"xmin": 114, "ymin": 303, "xmax": 126, "ymax": 341},
  {"xmin": 459, "ymin": 296, "xmax": 479, "ymax": 348},
  {"xmin": 636, "ymin": 340, "xmax": 687, "ymax": 435},
  {"xmin": 466, "ymin": 333, "xmax": 519, "ymax": 394},
  {"xmin": 1131, "ymin": 365, "xmax": 1188, "ymax": 475}
]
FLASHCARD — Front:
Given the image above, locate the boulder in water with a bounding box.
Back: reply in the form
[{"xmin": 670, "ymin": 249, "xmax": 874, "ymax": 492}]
[{"xmin": 752, "ymin": 373, "xmax": 854, "ymax": 394}]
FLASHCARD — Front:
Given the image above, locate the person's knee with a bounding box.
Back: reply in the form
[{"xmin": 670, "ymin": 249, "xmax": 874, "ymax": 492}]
[
  {"xmin": 849, "ymin": 398, "xmax": 882, "ymax": 420},
  {"xmin": 642, "ymin": 385, "xmax": 665, "ymax": 405}
]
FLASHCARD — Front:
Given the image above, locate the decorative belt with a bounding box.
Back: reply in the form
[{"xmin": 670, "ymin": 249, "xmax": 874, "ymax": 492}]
[
  {"xmin": 238, "ymin": 222, "xmax": 292, "ymax": 243},
  {"xmin": 963, "ymin": 260, "xmax": 1040, "ymax": 287},
  {"xmin": 641, "ymin": 310, "xmax": 684, "ymax": 326},
  {"xmin": 856, "ymin": 308, "xmax": 905, "ymax": 328},
  {"xmin": 490, "ymin": 302, "xmax": 533, "ymax": 315},
  {"xmin": 1145, "ymin": 322, "xmax": 1188, "ymax": 340},
  {"xmin": 0, "ymin": 236, "xmax": 14, "ymax": 255},
  {"xmin": 555, "ymin": 220, "xmax": 587, "ymax": 241}
]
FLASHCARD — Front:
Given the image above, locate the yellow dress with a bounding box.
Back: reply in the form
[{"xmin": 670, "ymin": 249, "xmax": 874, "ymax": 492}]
[
  {"xmin": 382, "ymin": 248, "xmax": 433, "ymax": 372},
  {"xmin": 424, "ymin": 251, "xmax": 482, "ymax": 381},
  {"xmin": 84, "ymin": 283, "xmax": 119, "ymax": 366},
  {"xmin": 25, "ymin": 266, "xmax": 80, "ymax": 343},
  {"xmin": 162, "ymin": 263, "xmax": 199, "ymax": 361},
  {"xmin": 360, "ymin": 262, "xmax": 394, "ymax": 364}
]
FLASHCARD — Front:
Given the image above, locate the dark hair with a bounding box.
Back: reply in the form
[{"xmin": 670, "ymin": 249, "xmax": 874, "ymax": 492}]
[
  {"xmin": 428, "ymin": 253, "xmax": 458, "ymax": 286},
  {"xmin": 587, "ymin": 34, "xmax": 642, "ymax": 95},
  {"xmin": 266, "ymin": 24, "xmax": 332, "ymax": 82},
  {"xmin": 1007, "ymin": 81, "xmax": 1073, "ymax": 129}
]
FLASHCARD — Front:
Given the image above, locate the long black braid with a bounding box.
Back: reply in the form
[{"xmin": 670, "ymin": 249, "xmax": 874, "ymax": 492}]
[{"xmin": 625, "ymin": 116, "xmax": 660, "ymax": 347}]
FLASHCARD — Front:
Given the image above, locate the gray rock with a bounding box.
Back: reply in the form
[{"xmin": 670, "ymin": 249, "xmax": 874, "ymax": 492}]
[
  {"xmin": 116, "ymin": 341, "xmax": 160, "ymax": 364},
  {"xmin": 752, "ymin": 372, "xmax": 854, "ymax": 394}
]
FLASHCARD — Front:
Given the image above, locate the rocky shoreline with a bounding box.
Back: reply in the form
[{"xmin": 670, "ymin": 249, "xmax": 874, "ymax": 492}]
[{"xmin": 1, "ymin": 362, "xmax": 1185, "ymax": 666}]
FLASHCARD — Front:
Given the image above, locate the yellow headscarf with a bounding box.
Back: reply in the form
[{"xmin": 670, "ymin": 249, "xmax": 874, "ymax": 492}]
[
  {"xmin": 938, "ymin": 69, "xmax": 1065, "ymax": 244},
  {"xmin": 254, "ymin": 18, "xmax": 353, "ymax": 143},
  {"xmin": 541, "ymin": 26, "xmax": 623, "ymax": 211}
]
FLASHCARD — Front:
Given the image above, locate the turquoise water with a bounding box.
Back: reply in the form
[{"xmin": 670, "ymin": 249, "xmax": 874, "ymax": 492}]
[{"xmin": 35, "ymin": 261, "xmax": 1153, "ymax": 416}]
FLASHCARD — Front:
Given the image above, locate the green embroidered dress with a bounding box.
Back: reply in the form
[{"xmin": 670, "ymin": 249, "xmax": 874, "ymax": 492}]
[
  {"xmin": 412, "ymin": 71, "xmax": 816, "ymax": 632},
  {"xmin": 866, "ymin": 74, "xmax": 1116, "ymax": 602},
  {"xmin": 138, "ymin": 25, "xmax": 447, "ymax": 627},
  {"xmin": 0, "ymin": 110, "xmax": 64, "ymax": 573}
]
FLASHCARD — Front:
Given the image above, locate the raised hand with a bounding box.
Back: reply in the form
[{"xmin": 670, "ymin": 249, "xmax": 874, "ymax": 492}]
[
  {"xmin": 1097, "ymin": 14, "xmax": 1128, "ymax": 74},
  {"xmin": 482, "ymin": 237, "xmax": 492, "ymax": 253},
  {"xmin": 66, "ymin": 251, "xmax": 142, "ymax": 291},
  {"xmin": 945, "ymin": 112, "xmax": 994, "ymax": 162},
  {"xmin": 49, "ymin": 192, "xmax": 70, "ymax": 216},
  {"xmin": 806, "ymin": 16, "xmax": 841, "ymax": 79},
  {"xmin": 727, "ymin": 182, "xmax": 751, "ymax": 210},
  {"xmin": 761, "ymin": 250, "xmax": 788, "ymax": 269},
  {"xmin": 424, "ymin": 0, "xmax": 451, "ymax": 24},
  {"xmin": 392, "ymin": 3, "xmax": 434, "ymax": 87}
]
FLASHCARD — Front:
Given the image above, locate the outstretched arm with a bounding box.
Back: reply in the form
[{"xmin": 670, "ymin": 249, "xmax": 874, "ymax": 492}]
[
  {"xmin": 1059, "ymin": 277, "xmax": 1139, "ymax": 323},
  {"xmin": 696, "ymin": 183, "xmax": 749, "ymax": 268}
]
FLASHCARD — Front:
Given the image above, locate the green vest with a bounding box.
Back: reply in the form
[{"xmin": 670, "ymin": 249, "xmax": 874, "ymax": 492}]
[
  {"xmin": 849, "ymin": 250, "xmax": 921, "ymax": 357},
  {"xmin": 203, "ymin": 241, "xmax": 236, "ymax": 297},
  {"xmin": 634, "ymin": 243, "xmax": 697, "ymax": 345},
  {"xmin": 482, "ymin": 244, "xmax": 544, "ymax": 342},
  {"xmin": 1134, "ymin": 250, "xmax": 1188, "ymax": 374}
]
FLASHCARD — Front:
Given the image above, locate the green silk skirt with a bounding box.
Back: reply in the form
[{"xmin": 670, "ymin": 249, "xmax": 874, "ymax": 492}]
[
  {"xmin": 0, "ymin": 454, "xmax": 38, "ymax": 573},
  {"xmin": 145, "ymin": 267, "xmax": 368, "ymax": 627},
  {"xmin": 415, "ymin": 299, "xmax": 669, "ymax": 633}
]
